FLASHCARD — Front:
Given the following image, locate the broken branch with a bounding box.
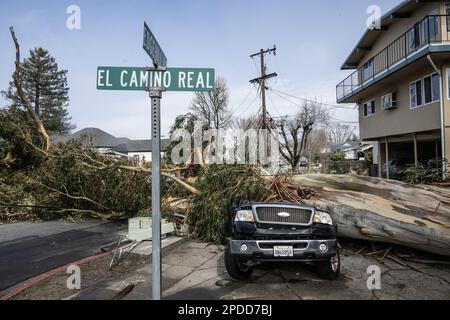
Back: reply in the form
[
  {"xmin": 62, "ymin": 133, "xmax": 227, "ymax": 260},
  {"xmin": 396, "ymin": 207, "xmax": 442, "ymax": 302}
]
[{"xmin": 9, "ymin": 26, "xmax": 52, "ymax": 152}]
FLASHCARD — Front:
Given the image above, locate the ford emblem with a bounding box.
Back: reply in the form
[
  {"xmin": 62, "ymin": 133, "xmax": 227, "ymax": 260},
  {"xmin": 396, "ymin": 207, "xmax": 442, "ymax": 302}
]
[{"xmin": 277, "ymin": 212, "xmax": 290, "ymax": 218}]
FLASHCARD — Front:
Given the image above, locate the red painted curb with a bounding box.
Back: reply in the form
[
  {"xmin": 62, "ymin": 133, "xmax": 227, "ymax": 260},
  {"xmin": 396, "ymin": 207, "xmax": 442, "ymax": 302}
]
[{"xmin": 0, "ymin": 251, "xmax": 110, "ymax": 300}]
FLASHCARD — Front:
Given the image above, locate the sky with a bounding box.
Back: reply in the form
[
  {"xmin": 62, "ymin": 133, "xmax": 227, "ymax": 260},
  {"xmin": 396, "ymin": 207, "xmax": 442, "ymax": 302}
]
[{"xmin": 0, "ymin": 0, "xmax": 400, "ymax": 139}]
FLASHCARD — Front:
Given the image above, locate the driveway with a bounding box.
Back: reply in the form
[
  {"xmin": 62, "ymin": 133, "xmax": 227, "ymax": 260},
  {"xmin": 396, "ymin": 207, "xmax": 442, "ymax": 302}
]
[{"xmin": 0, "ymin": 219, "xmax": 126, "ymax": 293}]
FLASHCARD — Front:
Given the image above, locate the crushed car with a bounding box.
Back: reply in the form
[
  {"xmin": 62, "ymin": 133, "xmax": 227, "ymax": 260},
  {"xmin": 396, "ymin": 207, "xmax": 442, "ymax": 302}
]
[{"xmin": 225, "ymin": 202, "xmax": 340, "ymax": 280}]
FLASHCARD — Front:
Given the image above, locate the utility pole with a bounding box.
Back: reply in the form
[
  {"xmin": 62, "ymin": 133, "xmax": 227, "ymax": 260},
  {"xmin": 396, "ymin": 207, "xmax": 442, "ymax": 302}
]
[{"xmin": 250, "ymin": 46, "xmax": 277, "ymax": 130}]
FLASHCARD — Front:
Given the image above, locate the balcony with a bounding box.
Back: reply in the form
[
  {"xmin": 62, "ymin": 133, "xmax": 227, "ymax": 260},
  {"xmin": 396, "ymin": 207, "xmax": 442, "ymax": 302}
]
[{"xmin": 337, "ymin": 15, "xmax": 450, "ymax": 103}]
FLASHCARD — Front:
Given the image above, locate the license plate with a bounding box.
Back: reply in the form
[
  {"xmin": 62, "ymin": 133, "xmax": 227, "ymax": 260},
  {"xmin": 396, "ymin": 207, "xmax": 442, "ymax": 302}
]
[{"xmin": 273, "ymin": 246, "xmax": 294, "ymax": 257}]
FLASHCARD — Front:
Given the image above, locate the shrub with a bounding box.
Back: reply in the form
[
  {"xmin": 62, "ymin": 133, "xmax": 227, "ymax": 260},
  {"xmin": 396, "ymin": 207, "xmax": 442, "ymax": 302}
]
[
  {"xmin": 330, "ymin": 152, "xmax": 345, "ymax": 161},
  {"xmin": 403, "ymin": 159, "xmax": 449, "ymax": 184}
]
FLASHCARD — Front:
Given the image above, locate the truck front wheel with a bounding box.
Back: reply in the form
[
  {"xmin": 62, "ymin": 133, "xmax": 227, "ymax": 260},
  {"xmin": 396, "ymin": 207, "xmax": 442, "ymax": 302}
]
[
  {"xmin": 316, "ymin": 250, "xmax": 340, "ymax": 280},
  {"xmin": 224, "ymin": 243, "xmax": 253, "ymax": 281}
]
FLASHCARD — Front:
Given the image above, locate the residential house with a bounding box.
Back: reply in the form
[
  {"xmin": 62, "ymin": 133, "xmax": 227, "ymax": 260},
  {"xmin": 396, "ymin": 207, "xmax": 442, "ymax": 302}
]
[
  {"xmin": 337, "ymin": 141, "xmax": 374, "ymax": 160},
  {"xmin": 336, "ymin": 0, "xmax": 450, "ymax": 178},
  {"xmin": 51, "ymin": 128, "xmax": 170, "ymax": 164}
]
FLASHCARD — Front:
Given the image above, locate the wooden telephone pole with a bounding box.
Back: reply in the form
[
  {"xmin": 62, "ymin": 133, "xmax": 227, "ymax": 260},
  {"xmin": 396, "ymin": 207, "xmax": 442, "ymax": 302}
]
[{"xmin": 249, "ymin": 46, "xmax": 277, "ymax": 129}]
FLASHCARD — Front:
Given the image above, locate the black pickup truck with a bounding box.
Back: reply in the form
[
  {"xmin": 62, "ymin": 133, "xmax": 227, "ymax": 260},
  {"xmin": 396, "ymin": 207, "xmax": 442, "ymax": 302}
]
[{"xmin": 225, "ymin": 202, "xmax": 340, "ymax": 280}]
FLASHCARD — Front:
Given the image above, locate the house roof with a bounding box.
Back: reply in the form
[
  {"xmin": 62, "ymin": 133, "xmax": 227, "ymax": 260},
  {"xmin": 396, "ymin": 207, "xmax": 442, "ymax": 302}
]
[
  {"xmin": 340, "ymin": 141, "xmax": 374, "ymax": 153},
  {"xmin": 359, "ymin": 144, "xmax": 373, "ymax": 152},
  {"xmin": 51, "ymin": 128, "xmax": 170, "ymax": 152},
  {"xmin": 340, "ymin": 140, "xmax": 361, "ymax": 151},
  {"xmin": 341, "ymin": 0, "xmax": 420, "ymax": 70},
  {"xmin": 51, "ymin": 128, "xmax": 130, "ymax": 148}
]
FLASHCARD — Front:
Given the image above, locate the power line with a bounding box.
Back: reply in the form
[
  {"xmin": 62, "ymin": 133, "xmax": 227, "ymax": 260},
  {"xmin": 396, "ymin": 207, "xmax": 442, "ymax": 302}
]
[
  {"xmin": 229, "ymin": 86, "xmax": 255, "ymax": 118},
  {"xmin": 328, "ymin": 116, "xmax": 359, "ymax": 124},
  {"xmin": 268, "ymin": 88, "xmax": 359, "ymax": 124},
  {"xmin": 266, "ymin": 90, "xmax": 283, "ymax": 118},
  {"xmin": 269, "ymin": 87, "xmax": 357, "ymax": 110},
  {"xmin": 251, "ymin": 57, "xmax": 260, "ymax": 75},
  {"xmin": 269, "ymin": 113, "xmax": 358, "ymax": 125},
  {"xmin": 231, "ymin": 92, "xmax": 260, "ymax": 120}
]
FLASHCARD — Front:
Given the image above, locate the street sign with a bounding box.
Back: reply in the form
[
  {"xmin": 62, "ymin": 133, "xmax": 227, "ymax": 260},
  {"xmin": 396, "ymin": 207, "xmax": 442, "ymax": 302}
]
[
  {"xmin": 97, "ymin": 67, "xmax": 215, "ymax": 92},
  {"xmin": 143, "ymin": 22, "xmax": 167, "ymax": 67},
  {"xmin": 97, "ymin": 21, "xmax": 215, "ymax": 301}
]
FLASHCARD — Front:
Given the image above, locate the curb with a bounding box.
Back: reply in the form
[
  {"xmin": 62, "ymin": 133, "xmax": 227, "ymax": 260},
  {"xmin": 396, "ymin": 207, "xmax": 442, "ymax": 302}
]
[
  {"xmin": 0, "ymin": 251, "xmax": 110, "ymax": 301},
  {"xmin": 0, "ymin": 236, "xmax": 186, "ymax": 300}
]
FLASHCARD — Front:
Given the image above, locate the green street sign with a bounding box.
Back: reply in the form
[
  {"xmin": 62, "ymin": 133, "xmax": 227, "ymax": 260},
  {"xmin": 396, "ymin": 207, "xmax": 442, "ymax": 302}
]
[
  {"xmin": 143, "ymin": 22, "xmax": 167, "ymax": 67},
  {"xmin": 97, "ymin": 67, "xmax": 215, "ymax": 92}
]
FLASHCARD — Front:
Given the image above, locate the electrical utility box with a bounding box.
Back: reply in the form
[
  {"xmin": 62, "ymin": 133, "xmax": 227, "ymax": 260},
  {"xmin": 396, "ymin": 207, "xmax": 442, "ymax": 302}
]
[{"xmin": 128, "ymin": 217, "xmax": 175, "ymax": 242}]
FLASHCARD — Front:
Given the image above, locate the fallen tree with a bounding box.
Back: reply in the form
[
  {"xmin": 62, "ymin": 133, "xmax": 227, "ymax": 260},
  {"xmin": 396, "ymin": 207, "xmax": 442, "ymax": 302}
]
[
  {"xmin": 9, "ymin": 27, "xmax": 53, "ymax": 152},
  {"xmin": 287, "ymin": 174, "xmax": 450, "ymax": 257},
  {"xmin": 160, "ymin": 167, "xmax": 450, "ymax": 257}
]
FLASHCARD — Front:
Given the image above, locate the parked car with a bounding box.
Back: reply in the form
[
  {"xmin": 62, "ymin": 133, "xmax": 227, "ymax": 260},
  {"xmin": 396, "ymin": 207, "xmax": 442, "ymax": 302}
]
[
  {"xmin": 224, "ymin": 202, "xmax": 340, "ymax": 280},
  {"xmin": 299, "ymin": 160, "xmax": 308, "ymax": 167},
  {"xmin": 382, "ymin": 158, "xmax": 410, "ymax": 178}
]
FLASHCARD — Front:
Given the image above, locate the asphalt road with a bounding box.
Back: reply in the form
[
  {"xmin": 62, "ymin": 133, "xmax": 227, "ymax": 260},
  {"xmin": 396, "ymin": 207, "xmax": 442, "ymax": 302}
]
[{"xmin": 0, "ymin": 220, "xmax": 126, "ymax": 292}]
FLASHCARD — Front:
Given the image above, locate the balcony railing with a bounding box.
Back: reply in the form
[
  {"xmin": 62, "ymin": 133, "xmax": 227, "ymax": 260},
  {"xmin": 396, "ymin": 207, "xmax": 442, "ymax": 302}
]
[{"xmin": 337, "ymin": 15, "xmax": 450, "ymax": 101}]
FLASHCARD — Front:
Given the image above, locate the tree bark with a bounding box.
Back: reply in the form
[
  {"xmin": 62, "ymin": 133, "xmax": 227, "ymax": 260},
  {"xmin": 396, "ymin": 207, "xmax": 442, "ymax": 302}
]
[
  {"xmin": 290, "ymin": 174, "xmax": 450, "ymax": 257},
  {"xmin": 9, "ymin": 26, "xmax": 52, "ymax": 153},
  {"xmin": 119, "ymin": 165, "xmax": 201, "ymax": 196}
]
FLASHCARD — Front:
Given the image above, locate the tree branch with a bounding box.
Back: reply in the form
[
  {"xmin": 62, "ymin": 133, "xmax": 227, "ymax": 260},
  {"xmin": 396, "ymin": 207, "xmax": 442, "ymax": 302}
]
[
  {"xmin": 9, "ymin": 26, "xmax": 53, "ymax": 152},
  {"xmin": 119, "ymin": 165, "xmax": 201, "ymax": 195}
]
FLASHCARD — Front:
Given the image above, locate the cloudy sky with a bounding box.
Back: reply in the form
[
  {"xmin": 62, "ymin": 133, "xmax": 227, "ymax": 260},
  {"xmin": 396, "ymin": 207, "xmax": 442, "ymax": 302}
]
[{"xmin": 0, "ymin": 0, "xmax": 399, "ymax": 139}]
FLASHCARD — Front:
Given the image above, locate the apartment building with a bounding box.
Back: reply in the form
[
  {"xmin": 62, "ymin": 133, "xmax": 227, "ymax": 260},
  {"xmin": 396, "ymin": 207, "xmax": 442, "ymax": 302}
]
[{"xmin": 336, "ymin": 0, "xmax": 450, "ymax": 178}]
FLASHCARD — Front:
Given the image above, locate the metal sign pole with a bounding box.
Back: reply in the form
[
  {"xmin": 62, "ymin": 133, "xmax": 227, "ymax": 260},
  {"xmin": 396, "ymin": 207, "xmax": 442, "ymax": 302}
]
[{"xmin": 150, "ymin": 89, "xmax": 162, "ymax": 300}]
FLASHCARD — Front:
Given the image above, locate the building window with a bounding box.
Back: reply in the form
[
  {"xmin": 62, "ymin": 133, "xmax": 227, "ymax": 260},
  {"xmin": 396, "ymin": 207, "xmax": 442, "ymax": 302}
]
[
  {"xmin": 447, "ymin": 68, "xmax": 450, "ymax": 99},
  {"xmin": 410, "ymin": 73, "xmax": 440, "ymax": 108},
  {"xmin": 363, "ymin": 59, "xmax": 374, "ymax": 81},
  {"xmin": 407, "ymin": 24, "xmax": 421, "ymax": 53},
  {"xmin": 446, "ymin": 4, "xmax": 450, "ymax": 32},
  {"xmin": 382, "ymin": 92, "xmax": 397, "ymax": 109},
  {"xmin": 431, "ymin": 73, "xmax": 440, "ymax": 101},
  {"xmin": 424, "ymin": 75, "xmax": 432, "ymax": 104},
  {"xmin": 428, "ymin": 15, "xmax": 440, "ymax": 41},
  {"xmin": 363, "ymin": 100, "xmax": 375, "ymax": 117},
  {"xmin": 133, "ymin": 155, "xmax": 140, "ymax": 164},
  {"xmin": 410, "ymin": 80, "xmax": 422, "ymax": 108}
]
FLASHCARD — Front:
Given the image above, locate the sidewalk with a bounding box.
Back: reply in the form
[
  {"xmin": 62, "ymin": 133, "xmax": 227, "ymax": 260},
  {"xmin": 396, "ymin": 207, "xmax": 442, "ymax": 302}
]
[{"xmin": 8, "ymin": 238, "xmax": 450, "ymax": 300}]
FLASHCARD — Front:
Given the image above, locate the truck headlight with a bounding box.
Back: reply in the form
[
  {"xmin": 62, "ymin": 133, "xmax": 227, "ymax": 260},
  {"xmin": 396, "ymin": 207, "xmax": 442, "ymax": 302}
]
[
  {"xmin": 235, "ymin": 210, "xmax": 254, "ymax": 222},
  {"xmin": 313, "ymin": 211, "xmax": 333, "ymax": 225}
]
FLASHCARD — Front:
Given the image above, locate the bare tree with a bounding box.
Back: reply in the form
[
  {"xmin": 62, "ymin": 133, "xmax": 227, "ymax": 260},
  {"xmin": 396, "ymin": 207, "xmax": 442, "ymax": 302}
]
[
  {"xmin": 304, "ymin": 128, "xmax": 328, "ymax": 164},
  {"xmin": 234, "ymin": 115, "xmax": 258, "ymax": 130},
  {"xmin": 327, "ymin": 123, "xmax": 355, "ymax": 152},
  {"xmin": 190, "ymin": 77, "xmax": 232, "ymax": 129},
  {"xmin": 277, "ymin": 100, "xmax": 328, "ymax": 173}
]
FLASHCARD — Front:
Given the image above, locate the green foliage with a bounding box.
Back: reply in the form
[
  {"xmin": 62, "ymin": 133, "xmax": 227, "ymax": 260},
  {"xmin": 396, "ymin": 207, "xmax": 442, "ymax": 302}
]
[
  {"xmin": 330, "ymin": 152, "xmax": 345, "ymax": 161},
  {"xmin": 0, "ymin": 142, "xmax": 151, "ymax": 222},
  {"xmin": 189, "ymin": 165, "xmax": 269, "ymax": 243},
  {"xmin": 364, "ymin": 151, "xmax": 373, "ymax": 169},
  {"xmin": 324, "ymin": 162, "xmax": 350, "ymax": 174},
  {"xmin": 2, "ymin": 47, "xmax": 74, "ymax": 134},
  {"xmin": 403, "ymin": 159, "xmax": 449, "ymax": 184},
  {"xmin": 0, "ymin": 106, "xmax": 45, "ymax": 169}
]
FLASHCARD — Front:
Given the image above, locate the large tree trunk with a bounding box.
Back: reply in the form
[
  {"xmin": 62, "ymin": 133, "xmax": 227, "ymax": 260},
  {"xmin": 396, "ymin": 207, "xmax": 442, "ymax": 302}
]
[
  {"xmin": 290, "ymin": 174, "xmax": 450, "ymax": 257},
  {"xmin": 9, "ymin": 26, "xmax": 52, "ymax": 153}
]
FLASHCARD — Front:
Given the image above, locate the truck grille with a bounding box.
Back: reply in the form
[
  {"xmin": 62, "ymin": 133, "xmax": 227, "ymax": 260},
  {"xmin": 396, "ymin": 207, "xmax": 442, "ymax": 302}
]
[{"xmin": 255, "ymin": 206, "xmax": 312, "ymax": 225}]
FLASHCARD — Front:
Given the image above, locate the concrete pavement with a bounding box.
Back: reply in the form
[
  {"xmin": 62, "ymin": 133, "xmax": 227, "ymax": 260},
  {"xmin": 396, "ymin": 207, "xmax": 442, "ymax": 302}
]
[
  {"xmin": 39, "ymin": 239, "xmax": 450, "ymax": 300},
  {"xmin": 0, "ymin": 219, "xmax": 127, "ymax": 293},
  {"xmin": 3, "ymin": 229, "xmax": 450, "ymax": 300}
]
